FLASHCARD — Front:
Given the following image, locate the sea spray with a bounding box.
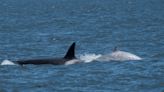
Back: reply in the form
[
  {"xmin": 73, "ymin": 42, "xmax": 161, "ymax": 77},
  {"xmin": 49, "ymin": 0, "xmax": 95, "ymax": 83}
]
[{"xmin": 79, "ymin": 53, "xmax": 102, "ymax": 63}]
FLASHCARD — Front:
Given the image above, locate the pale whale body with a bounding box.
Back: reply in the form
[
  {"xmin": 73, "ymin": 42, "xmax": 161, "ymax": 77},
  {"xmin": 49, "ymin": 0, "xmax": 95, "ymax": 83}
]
[
  {"xmin": 97, "ymin": 48, "xmax": 142, "ymax": 61},
  {"xmin": 1, "ymin": 42, "xmax": 80, "ymax": 65},
  {"xmin": 108, "ymin": 50, "xmax": 142, "ymax": 61}
]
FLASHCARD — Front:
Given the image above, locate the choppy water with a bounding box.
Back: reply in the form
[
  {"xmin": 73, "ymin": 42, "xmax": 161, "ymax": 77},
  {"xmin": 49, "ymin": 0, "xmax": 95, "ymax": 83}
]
[{"xmin": 0, "ymin": 0, "xmax": 164, "ymax": 92}]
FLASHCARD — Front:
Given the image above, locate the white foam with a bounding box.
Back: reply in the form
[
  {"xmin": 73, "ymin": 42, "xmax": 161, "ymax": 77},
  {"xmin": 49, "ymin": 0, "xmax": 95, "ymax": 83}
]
[
  {"xmin": 1, "ymin": 59, "xmax": 16, "ymax": 65},
  {"xmin": 79, "ymin": 53, "xmax": 102, "ymax": 63}
]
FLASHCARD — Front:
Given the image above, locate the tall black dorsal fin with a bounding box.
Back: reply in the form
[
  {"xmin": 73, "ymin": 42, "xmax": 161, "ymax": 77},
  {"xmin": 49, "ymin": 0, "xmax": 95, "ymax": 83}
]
[{"xmin": 64, "ymin": 42, "xmax": 76, "ymax": 59}]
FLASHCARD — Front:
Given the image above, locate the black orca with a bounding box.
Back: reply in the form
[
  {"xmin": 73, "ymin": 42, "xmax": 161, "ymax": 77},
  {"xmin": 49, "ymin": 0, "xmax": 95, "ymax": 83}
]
[{"xmin": 15, "ymin": 42, "xmax": 77, "ymax": 65}]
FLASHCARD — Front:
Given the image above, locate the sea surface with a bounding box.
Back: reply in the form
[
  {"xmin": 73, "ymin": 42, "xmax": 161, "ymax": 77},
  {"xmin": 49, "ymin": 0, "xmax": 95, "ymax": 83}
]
[{"xmin": 0, "ymin": 0, "xmax": 164, "ymax": 92}]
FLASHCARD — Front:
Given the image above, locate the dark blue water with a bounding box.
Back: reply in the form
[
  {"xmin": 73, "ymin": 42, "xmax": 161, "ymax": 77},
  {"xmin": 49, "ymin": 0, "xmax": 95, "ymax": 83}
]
[{"xmin": 0, "ymin": 0, "xmax": 164, "ymax": 92}]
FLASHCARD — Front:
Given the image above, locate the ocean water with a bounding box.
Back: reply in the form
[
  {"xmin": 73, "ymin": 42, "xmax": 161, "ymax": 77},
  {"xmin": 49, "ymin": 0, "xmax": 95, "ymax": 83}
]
[{"xmin": 0, "ymin": 0, "xmax": 164, "ymax": 92}]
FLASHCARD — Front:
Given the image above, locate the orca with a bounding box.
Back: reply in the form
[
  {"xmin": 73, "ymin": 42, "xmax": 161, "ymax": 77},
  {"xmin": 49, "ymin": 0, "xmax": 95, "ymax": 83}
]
[
  {"xmin": 109, "ymin": 49, "xmax": 142, "ymax": 61},
  {"xmin": 14, "ymin": 42, "xmax": 79, "ymax": 65},
  {"xmin": 97, "ymin": 47, "xmax": 142, "ymax": 61}
]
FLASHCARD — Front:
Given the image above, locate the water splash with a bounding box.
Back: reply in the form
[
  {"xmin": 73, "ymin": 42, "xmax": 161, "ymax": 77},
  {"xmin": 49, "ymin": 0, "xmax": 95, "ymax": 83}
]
[{"xmin": 79, "ymin": 53, "xmax": 102, "ymax": 63}]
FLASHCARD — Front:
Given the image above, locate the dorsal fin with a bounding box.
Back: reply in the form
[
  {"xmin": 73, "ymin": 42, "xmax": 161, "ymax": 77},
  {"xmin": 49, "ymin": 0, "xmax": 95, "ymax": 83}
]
[
  {"xmin": 64, "ymin": 42, "xmax": 76, "ymax": 59},
  {"xmin": 113, "ymin": 47, "xmax": 118, "ymax": 52}
]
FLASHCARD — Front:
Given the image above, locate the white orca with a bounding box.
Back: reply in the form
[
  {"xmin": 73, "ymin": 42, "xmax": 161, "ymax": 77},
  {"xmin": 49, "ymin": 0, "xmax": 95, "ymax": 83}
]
[{"xmin": 97, "ymin": 47, "xmax": 142, "ymax": 61}]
